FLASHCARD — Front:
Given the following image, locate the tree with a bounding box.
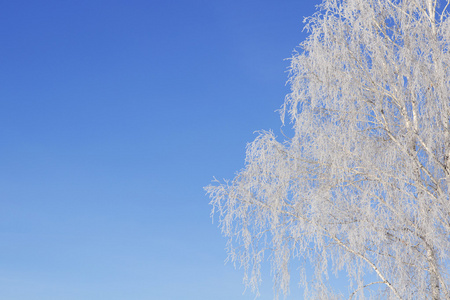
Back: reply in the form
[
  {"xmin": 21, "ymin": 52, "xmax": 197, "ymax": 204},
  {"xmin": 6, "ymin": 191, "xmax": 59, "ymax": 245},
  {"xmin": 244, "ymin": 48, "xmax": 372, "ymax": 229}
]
[{"xmin": 205, "ymin": 0, "xmax": 450, "ymax": 299}]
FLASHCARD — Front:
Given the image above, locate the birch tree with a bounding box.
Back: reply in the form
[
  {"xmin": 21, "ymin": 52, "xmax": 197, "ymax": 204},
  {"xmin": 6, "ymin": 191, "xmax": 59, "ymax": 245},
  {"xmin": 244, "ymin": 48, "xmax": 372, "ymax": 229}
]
[{"xmin": 205, "ymin": 0, "xmax": 450, "ymax": 299}]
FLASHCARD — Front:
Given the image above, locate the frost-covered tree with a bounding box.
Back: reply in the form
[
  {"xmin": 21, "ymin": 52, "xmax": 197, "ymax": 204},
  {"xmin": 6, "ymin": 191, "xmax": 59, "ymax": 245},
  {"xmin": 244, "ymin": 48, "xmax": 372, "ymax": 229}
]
[{"xmin": 205, "ymin": 0, "xmax": 450, "ymax": 299}]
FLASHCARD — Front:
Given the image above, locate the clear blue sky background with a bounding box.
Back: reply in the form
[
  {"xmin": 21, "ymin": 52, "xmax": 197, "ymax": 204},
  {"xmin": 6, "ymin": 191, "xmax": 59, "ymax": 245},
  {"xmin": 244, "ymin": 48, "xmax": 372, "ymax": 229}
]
[{"xmin": 0, "ymin": 1, "xmax": 321, "ymax": 299}]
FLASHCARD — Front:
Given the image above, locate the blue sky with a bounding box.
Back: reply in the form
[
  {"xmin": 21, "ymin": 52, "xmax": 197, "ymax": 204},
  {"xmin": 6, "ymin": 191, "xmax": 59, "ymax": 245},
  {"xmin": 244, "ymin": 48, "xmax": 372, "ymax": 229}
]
[{"xmin": 0, "ymin": 1, "xmax": 320, "ymax": 299}]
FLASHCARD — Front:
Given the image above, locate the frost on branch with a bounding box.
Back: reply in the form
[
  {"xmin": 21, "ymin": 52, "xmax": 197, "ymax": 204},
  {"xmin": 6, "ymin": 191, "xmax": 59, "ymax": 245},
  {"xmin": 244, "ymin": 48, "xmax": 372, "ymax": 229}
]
[{"xmin": 206, "ymin": 0, "xmax": 450, "ymax": 299}]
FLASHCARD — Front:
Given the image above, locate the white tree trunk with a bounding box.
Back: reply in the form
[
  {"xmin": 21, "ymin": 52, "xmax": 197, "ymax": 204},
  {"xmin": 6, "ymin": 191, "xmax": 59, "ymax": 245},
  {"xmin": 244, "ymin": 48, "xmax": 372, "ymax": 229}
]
[
  {"xmin": 427, "ymin": 247, "xmax": 440, "ymax": 300},
  {"xmin": 427, "ymin": 0, "xmax": 437, "ymax": 35}
]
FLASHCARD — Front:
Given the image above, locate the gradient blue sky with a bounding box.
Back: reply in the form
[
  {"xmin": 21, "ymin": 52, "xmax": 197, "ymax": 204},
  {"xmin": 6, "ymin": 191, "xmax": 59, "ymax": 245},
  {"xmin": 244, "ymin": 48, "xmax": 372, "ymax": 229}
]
[{"xmin": 0, "ymin": 1, "xmax": 322, "ymax": 299}]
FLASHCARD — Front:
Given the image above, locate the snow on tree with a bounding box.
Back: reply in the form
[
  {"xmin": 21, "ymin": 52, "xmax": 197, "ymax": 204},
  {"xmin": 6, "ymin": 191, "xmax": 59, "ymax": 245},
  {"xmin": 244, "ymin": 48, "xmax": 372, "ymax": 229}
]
[{"xmin": 205, "ymin": 0, "xmax": 450, "ymax": 299}]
